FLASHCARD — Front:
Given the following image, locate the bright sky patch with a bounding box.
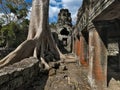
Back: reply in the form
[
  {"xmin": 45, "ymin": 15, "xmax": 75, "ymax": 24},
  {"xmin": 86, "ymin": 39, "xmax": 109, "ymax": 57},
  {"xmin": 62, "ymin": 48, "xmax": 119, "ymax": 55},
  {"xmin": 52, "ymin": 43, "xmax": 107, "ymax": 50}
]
[{"xmin": 49, "ymin": 0, "xmax": 83, "ymax": 24}]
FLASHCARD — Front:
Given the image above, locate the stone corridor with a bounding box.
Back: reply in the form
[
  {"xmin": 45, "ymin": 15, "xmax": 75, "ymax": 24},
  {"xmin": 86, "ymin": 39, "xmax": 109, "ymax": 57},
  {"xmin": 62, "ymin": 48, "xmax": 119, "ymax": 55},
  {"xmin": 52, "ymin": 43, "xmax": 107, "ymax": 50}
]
[{"xmin": 17, "ymin": 54, "xmax": 91, "ymax": 90}]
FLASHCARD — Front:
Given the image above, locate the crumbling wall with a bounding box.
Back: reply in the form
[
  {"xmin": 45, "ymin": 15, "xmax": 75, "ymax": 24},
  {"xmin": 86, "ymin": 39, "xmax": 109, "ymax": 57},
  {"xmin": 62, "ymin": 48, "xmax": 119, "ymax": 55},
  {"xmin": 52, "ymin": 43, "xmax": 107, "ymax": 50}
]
[
  {"xmin": 0, "ymin": 57, "xmax": 39, "ymax": 90},
  {"xmin": 56, "ymin": 9, "xmax": 73, "ymax": 53},
  {"xmin": 74, "ymin": 33, "xmax": 88, "ymax": 67},
  {"xmin": 75, "ymin": 0, "xmax": 119, "ymax": 89},
  {"xmin": 88, "ymin": 24, "xmax": 107, "ymax": 90}
]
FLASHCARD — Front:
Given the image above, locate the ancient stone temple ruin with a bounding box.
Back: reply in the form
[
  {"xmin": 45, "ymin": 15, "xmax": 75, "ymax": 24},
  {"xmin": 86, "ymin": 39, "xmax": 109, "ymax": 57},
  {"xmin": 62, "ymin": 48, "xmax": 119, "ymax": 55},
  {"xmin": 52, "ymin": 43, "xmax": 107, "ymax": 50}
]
[
  {"xmin": 74, "ymin": 0, "xmax": 120, "ymax": 89},
  {"xmin": 52, "ymin": 9, "xmax": 73, "ymax": 53},
  {"xmin": 0, "ymin": 0, "xmax": 120, "ymax": 90}
]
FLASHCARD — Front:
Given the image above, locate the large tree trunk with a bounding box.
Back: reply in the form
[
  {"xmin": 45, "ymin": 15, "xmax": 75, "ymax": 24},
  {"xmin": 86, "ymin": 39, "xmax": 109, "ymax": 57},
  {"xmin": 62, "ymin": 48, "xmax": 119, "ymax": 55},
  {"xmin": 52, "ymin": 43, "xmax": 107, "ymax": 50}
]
[{"xmin": 0, "ymin": 0, "xmax": 64, "ymax": 69}]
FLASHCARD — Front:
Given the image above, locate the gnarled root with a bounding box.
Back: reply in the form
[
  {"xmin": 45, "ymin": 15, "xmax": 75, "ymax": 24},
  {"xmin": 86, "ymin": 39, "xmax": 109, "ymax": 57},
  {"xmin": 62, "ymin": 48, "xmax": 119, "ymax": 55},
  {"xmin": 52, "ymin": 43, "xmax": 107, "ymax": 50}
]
[{"xmin": 0, "ymin": 40, "xmax": 36, "ymax": 69}]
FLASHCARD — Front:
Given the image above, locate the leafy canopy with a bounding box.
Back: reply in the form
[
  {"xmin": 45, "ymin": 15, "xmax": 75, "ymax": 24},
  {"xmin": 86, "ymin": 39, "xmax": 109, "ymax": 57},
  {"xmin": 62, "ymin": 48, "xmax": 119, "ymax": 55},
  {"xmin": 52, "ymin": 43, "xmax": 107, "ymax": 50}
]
[{"xmin": 0, "ymin": 0, "xmax": 31, "ymax": 48}]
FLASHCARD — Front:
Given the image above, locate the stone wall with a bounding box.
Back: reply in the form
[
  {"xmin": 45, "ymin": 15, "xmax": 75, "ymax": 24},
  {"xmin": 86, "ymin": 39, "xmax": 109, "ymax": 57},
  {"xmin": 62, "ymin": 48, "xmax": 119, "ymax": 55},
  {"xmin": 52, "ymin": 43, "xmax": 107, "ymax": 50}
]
[
  {"xmin": 57, "ymin": 9, "xmax": 72, "ymax": 27},
  {"xmin": 0, "ymin": 57, "xmax": 39, "ymax": 90},
  {"xmin": 55, "ymin": 9, "xmax": 73, "ymax": 53},
  {"xmin": 76, "ymin": 0, "xmax": 116, "ymax": 31},
  {"xmin": 75, "ymin": 0, "xmax": 120, "ymax": 89}
]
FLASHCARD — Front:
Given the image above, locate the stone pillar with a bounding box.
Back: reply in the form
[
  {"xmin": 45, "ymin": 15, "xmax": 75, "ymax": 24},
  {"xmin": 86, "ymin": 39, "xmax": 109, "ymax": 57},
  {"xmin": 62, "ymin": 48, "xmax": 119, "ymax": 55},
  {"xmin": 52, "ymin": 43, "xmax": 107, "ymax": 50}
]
[
  {"xmin": 75, "ymin": 38, "xmax": 80, "ymax": 58},
  {"xmin": 119, "ymin": 42, "xmax": 120, "ymax": 71},
  {"xmin": 88, "ymin": 23, "xmax": 107, "ymax": 90},
  {"xmin": 88, "ymin": 28, "xmax": 95, "ymax": 88},
  {"xmin": 79, "ymin": 35, "xmax": 88, "ymax": 67}
]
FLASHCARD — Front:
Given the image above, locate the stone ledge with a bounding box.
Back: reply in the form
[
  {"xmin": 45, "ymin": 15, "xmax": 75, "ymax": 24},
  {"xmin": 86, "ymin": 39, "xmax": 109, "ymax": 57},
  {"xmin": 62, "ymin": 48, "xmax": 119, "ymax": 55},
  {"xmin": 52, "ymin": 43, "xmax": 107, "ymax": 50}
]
[{"xmin": 0, "ymin": 57, "xmax": 39, "ymax": 90}]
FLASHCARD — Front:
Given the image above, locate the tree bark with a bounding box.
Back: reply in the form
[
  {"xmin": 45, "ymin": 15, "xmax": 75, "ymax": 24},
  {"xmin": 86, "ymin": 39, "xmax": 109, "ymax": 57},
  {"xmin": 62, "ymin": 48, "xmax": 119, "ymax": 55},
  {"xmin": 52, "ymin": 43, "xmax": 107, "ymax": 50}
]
[{"xmin": 0, "ymin": 0, "xmax": 62, "ymax": 69}]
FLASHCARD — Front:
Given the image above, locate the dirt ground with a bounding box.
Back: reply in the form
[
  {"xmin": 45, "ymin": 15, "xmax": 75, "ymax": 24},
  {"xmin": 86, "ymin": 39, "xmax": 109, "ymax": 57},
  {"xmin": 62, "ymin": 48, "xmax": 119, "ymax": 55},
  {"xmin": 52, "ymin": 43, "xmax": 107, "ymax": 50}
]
[
  {"xmin": 17, "ymin": 54, "xmax": 120, "ymax": 90},
  {"xmin": 18, "ymin": 54, "xmax": 91, "ymax": 90},
  {"xmin": 44, "ymin": 63, "xmax": 91, "ymax": 90}
]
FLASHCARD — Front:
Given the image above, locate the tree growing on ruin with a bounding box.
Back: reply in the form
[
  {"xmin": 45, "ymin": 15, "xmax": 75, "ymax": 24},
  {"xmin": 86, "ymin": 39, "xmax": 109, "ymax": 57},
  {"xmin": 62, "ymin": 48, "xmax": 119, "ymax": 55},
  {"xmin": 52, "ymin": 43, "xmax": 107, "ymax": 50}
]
[{"xmin": 0, "ymin": 0, "xmax": 64, "ymax": 69}]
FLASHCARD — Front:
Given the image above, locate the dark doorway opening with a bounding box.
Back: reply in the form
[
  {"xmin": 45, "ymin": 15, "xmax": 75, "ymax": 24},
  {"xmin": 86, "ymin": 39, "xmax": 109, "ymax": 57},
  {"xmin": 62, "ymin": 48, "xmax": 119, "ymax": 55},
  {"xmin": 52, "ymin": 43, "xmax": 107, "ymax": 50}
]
[
  {"xmin": 94, "ymin": 19, "xmax": 120, "ymax": 86},
  {"xmin": 62, "ymin": 38, "xmax": 67, "ymax": 46},
  {"xmin": 106, "ymin": 19, "xmax": 120, "ymax": 86},
  {"xmin": 107, "ymin": 39, "xmax": 120, "ymax": 86},
  {"xmin": 60, "ymin": 27, "xmax": 69, "ymax": 36}
]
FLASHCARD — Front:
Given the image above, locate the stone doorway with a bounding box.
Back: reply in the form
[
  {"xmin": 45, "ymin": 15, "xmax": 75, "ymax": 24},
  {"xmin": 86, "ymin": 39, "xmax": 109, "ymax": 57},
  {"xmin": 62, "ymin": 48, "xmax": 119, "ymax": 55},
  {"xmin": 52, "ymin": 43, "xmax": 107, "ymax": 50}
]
[
  {"xmin": 60, "ymin": 27, "xmax": 69, "ymax": 36},
  {"xmin": 58, "ymin": 27, "xmax": 72, "ymax": 54},
  {"xmin": 107, "ymin": 39, "xmax": 120, "ymax": 86},
  {"xmin": 103, "ymin": 19, "xmax": 120, "ymax": 86},
  {"xmin": 97, "ymin": 19, "xmax": 120, "ymax": 86},
  {"xmin": 93, "ymin": 18, "xmax": 120, "ymax": 87}
]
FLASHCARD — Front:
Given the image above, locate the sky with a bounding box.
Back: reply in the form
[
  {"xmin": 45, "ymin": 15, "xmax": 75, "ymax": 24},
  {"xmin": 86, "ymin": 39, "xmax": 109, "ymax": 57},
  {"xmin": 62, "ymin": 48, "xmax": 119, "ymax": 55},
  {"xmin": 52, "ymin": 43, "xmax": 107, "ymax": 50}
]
[
  {"xmin": 0, "ymin": 0, "xmax": 83, "ymax": 25},
  {"xmin": 27, "ymin": 0, "xmax": 83, "ymax": 24},
  {"xmin": 49, "ymin": 0, "xmax": 83, "ymax": 24}
]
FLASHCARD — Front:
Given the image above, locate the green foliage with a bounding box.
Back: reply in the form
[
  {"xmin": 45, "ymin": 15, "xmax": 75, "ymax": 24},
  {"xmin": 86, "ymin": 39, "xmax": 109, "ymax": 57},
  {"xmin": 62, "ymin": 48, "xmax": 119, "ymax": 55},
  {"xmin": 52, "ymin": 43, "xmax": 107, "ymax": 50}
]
[
  {"xmin": 0, "ymin": 20, "xmax": 29, "ymax": 47},
  {"xmin": 49, "ymin": 22, "xmax": 57, "ymax": 29},
  {"xmin": 6, "ymin": 3, "xmax": 18, "ymax": 14},
  {"xmin": 0, "ymin": 0, "xmax": 31, "ymax": 48},
  {"xmin": 0, "ymin": 18, "xmax": 5, "ymax": 26}
]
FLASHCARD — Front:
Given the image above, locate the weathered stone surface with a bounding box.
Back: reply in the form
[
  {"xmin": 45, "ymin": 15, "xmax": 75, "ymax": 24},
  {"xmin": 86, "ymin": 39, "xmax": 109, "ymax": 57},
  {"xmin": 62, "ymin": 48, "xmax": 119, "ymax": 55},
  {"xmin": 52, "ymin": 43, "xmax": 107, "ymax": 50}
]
[
  {"xmin": 0, "ymin": 57, "xmax": 39, "ymax": 90},
  {"xmin": 55, "ymin": 9, "xmax": 73, "ymax": 54},
  {"xmin": 9, "ymin": 76, "xmax": 23, "ymax": 90},
  {"xmin": 0, "ymin": 84, "xmax": 9, "ymax": 90},
  {"xmin": 57, "ymin": 9, "xmax": 72, "ymax": 27},
  {"xmin": 75, "ymin": 0, "xmax": 120, "ymax": 90},
  {"xmin": 22, "ymin": 67, "xmax": 30, "ymax": 82},
  {"xmin": 0, "ymin": 71, "xmax": 9, "ymax": 85},
  {"xmin": 59, "ymin": 65, "xmax": 68, "ymax": 71},
  {"xmin": 106, "ymin": 78, "xmax": 120, "ymax": 90},
  {"xmin": 49, "ymin": 68, "xmax": 56, "ymax": 76}
]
